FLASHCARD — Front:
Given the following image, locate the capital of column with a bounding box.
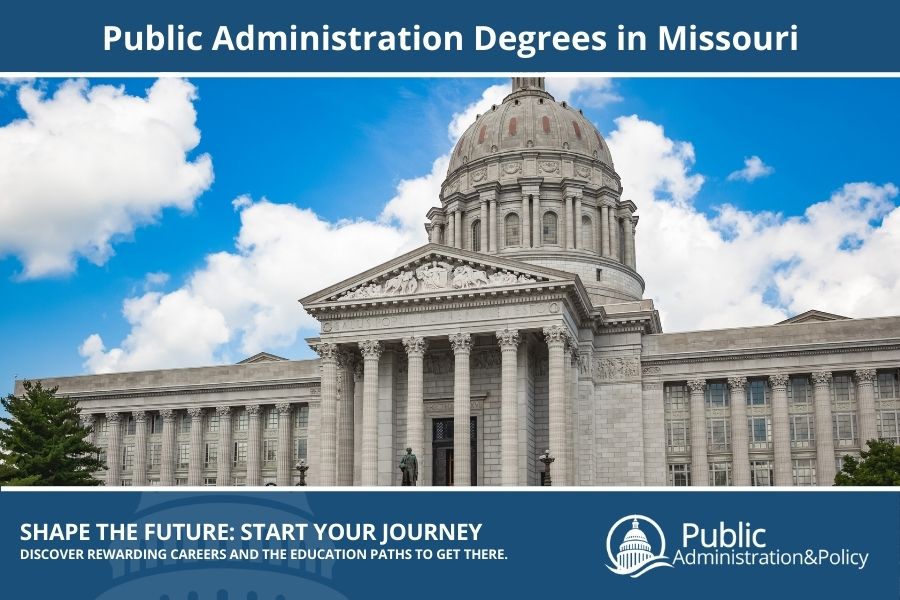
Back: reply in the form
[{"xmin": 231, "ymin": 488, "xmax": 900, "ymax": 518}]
[
  {"xmin": 337, "ymin": 347, "xmax": 357, "ymax": 370},
  {"xmin": 449, "ymin": 332, "xmax": 472, "ymax": 354},
  {"xmin": 245, "ymin": 404, "xmax": 261, "ymax": 416},
  {"xmin": 854, "ymin": 368, "xmax": 876, "ymax": 385},
  {"xmin": 686, "ymin": 379, "xmax": 706, "ymax": 394},
  {"xmin": 812, "ymin": 371, "xmax": 833, "ymax": 387},
  {"xmin": 160, "ymin": 408, "xmax": 176, "ymax": 422},
  {"xmin": 276, "ymin": 402, "xmax": 292, "ymax": 416},
  {"xmin": 216, "ymin": 405, "xmax": 232, "ymax": 417},
  {"xmin": 187, "ymin": 407, "xmax": 204, "ymax": 419},
  {"xmin": 80, "ymin": 414, "xmax": 95, "ymax": 427},
  {"xmin": 314, "ymin": 342, "xmax": 339, "ymax": 362},
  {"xmin": 495, "ymin": 328, "xmax": 520, "ymax": 349},
  {"xmin": 727, "ymin": 376, "xmax": 747, "ymax": 392},
  {"xmin": 769, "ymin": 373, "xmax": 789, "ymax": 390},
  {"xmin": 105, "ymin": 411, "xmax": 121, "ymax": 423},
  {"xmin": 131, "ymin": 410, "xmax": 147, "ymax": 423},
  {"xmin": 542, "ymin": 324, "xmax": 569, "ymax": 348},
  {"xmin": 359, "ymin": 340, "xmax": 383, "ymax": 360},
  {"xmin": 402, "ymin": 335, "xmax": 428, "ymax": 357}
]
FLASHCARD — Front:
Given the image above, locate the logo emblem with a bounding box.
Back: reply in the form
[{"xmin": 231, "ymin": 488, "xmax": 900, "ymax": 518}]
[{"xmin": 606, "ymin": 514, "xmax": 673, "ymax": 578}]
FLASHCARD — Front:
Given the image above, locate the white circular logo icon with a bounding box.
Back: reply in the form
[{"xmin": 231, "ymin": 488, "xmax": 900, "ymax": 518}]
[{"xmin": 606, "ymin": 514, "xmax": 674, "ymax": 578}]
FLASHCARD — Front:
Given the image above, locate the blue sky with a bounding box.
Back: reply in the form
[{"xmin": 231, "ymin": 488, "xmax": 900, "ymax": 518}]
[{"xmin": 1, "ymin": 77, "xmax": 899, "ymax": 397}]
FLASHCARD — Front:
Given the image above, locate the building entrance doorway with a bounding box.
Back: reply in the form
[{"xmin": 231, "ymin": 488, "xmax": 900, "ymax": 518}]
[{"xmin": 432, "ymin": 417, "xmax": 476, "ymax": 486}]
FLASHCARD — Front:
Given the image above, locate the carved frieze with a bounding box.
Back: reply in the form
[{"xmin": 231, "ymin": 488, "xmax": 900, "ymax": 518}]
[
  {"xmin": 502, "ymin": 162, "xmax": 522, "ymax": 175},
  {"xmin": 596, "ymin": 356, "xmax": 640, "ymax": 381},
  {"xmin": 538, "ymin": 160, "xmax": 559, "ymax": 174}
]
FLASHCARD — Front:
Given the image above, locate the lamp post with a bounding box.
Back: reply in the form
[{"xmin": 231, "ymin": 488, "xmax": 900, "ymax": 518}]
[
  {"xmin": 538, "ymin": 449, "xmax": 554, "ymax": 486},
  {"xmin": 295, "ymin": 459, "xmax": 310, "ymax": 486}
]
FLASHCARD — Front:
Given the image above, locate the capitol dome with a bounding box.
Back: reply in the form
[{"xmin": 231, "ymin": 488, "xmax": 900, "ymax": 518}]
[
  {"xmin": 616, "ymin": 519, "xmax": 654, "ymax": 570},
  {"xmin": 426, "ymin": 77, "xmax": 644, "ymax": 307},
  {"xmin": 447, "ymin": 77, "xmax": 615, "ymax": 177}
]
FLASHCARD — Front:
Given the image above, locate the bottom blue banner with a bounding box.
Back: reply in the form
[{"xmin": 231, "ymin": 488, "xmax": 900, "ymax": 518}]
[{"xmin": 1, "ymin": 489, "xmax": 897, "ymax": 599}]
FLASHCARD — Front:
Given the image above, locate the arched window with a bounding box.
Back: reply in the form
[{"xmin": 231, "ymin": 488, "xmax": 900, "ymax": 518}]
[
  {"xmin": 542, "ymin": 212, "xmax": 558, "ymax": 245},
  {"xmin": 505, "ymin": 213, "xmax": 520, "ymax": 247},
  {"xmin": 471, "ymin": 220, "xmax": 481, "ymax": 252},
  {"xmin": 582, "ymin": 215, "xmax": 593, "ymax": 252}
]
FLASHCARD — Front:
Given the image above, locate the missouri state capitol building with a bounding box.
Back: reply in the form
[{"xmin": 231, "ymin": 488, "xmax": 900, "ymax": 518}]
[{"xmin": 17, "ymin": 78, "xmax": 900, "ymax": 487}]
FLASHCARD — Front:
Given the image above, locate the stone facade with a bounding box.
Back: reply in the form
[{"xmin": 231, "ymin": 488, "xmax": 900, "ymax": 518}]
[{"xmin": 14, "ymin": 79, "xmax": 900, "ymax": 487}]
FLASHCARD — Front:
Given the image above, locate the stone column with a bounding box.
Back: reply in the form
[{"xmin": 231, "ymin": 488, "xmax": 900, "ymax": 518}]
[
  {"xmin": 216, "ymin": 406, "xmax": 233, "ymax": 486},
  {"xmin": 187, "ymin": 407, "xmax": 203, "ymax": 486},
  {"xmin": 855, "ymin": 369, "xmax": 877, "ymax": 450},
  {"xmin": 623, "ymin": 215, "xmax": 635, "ymax": 268},
  {"xmin": 455, "ymin": 211, "xmax": 463, "ymax": 249},
  {"xmin": 532, "ymin": 194, "xmax": 542, "ymax": 247},
  {"xmin": 812, "ymin": 371, "xmax": 836, "ymax": 486},
  {"xmin": 105, "ymin": 412, "xmax": 121, "ymax": 487},
  {"xmin": 544, "ymin": 325, "xmax": 568, "ymax": 485},
  {"xmin": 132, "ymin": 410, "xmax": 148, "ymax": 486},
  {"xmin": 359, "ymin": 340, "xmax": 383, "ymax": 486},
  {"xmin": 496, "ymin": 328, "xmax": 520, "ymax": 486},
  {"xmin": 594, "ymin": 205, "xmax": 602, "ymax": 255},
  {"xmin": 447, "ymin": 211, "xmax": 456, "ymax": 248},
  {"xmin": 488, "ymin": 199, "xmax": 498, "ymax": 253},
  {"xmin": 600, "ymin": 204, "xmax": 610, "ymax": 257},
  {"xmin": 610, "ymin": 211, "xmax": 619, "ymax": 260},
  {"xmin": 769, "ymin": 374, "xmax": 792, "ymax": 485},
  {"xmin": 160, "ymin": 409, "xmax": 176, "ymax": 486},
  {"xmin": 630, "ymin": 217, "xmax": 639, "ymax": 268},
  {"xmin": 80, "ymin": 413, "xmax": 97, "ymax": 447},
  {"xmin": 246, "ymin": 404, "xmax": 262, "ymax": 486},
  {"xmin": 276, "ymin": 402, "xmax": 293, "ymax": 486},
  {"xmin": 429, "ymin": 223, "xmax": 440, "ymax": 244},
  {"xmin": 450, "ymin": 332, "xmax": 472, "ymax": 486},
  {"xmin": 687, "ymin": 379, "xmax": 708, "ymax": 486},
  {"xmin": 480, "ymin": 199, "xmax": 488, "ymax": 252},
  {"xmin": 566, "ymin": 341, "xmax": 578, "ymax": 486},
  {"xmin": 337, "ymin": 350, "xmax": 356, "ymax": 486},
  {"xmin": 727, "ymin": 378, "xmax": 750, "ymax": 486},
  {"xmin": 315, "ymin": 342, "xmax": 339, "ymax": 486},
  {"xmin": 565, "ymin": 196, "xmax": 574, "ymax": 249},
  {"xmin": 521, "ymin": 194, "xmax": 531, "ymax": 247},
  {"xmin": 575, "ymin": 196, "xmax": 583, "ymax": 249},
  {"xmin": 403, "ymin": 336, "xmax": 427, "ymax": 482},
  {"xmin": 353, "ymin": 362, "xmax": 364, "ymax": 485}
]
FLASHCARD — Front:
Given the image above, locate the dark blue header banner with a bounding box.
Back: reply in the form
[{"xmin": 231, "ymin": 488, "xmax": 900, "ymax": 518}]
[
  {"xmin": 1, "ymin": 489, "xmax": 897, "ymax": 599},
  {"xmin": 1, "ymin": 0, "xmax": 899, "ymax": 73}
]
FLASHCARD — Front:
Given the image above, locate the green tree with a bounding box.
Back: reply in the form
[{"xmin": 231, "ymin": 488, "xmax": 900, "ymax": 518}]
[
  {"xmin": 0, "ymin": 380, "xmax": 105, "ymax": 486},
  {"xmin": 834, "ymin": 439, "xmax": 900, "ymax": 486}
]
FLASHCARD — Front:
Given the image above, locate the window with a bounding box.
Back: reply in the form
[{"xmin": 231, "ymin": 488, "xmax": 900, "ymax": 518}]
[
  {"xmin": 664, "ymin": 383, "xmax": 688, "ymax": 410},
  {"xmin": 295, "ymin": 405, "xmax": 309, "ymax": 429},
  {"xmin": 876, "ymin": 371, "xmax": 899, "ymax": 399},
  {"xmin": 788, "ymin": 375, "xmax": 811, "ymax": 405},
  {"xmin": 471, "ymin": 220, "xmax": 481, "ymax": 252},
  {"xmin": 148, "ymin": 478, "xmax": 160, "ymax": 486},
  {"xmin": 878, "ymin": 410, "xmax": 900, "ymax": 443},
  {"xmin": 233, "ymin": 476, "xmax": 247, "ymax": 486},
  {"xmin": 98, "ymin": 450, "xmax": 107, "ymax": 465},
  {"xmin": 790, "ymin": 414, "xmax": 816, "ymax": 448},
  {"xmin": 709, "ymin": 462, "xmax": 732, "ymax": 487},
  {"xmin": 178, "ymin": 443, "xmax": 190, "ymax": 468},
  {"xmin": 264, "ymin": 440, "xmax": 277, "ymax": 464},
  {"xmin": 581, "ymin": 216, "xmax": 593, "ymax": 251},
  {"xmin": 120, "ymin": 479, "xmax": 132, "ymax": 487},
  {"xmin": 266, "ymin": 409, "xmax": 278, "ymax": 430},
  {"xmin": 125, "ymin": 416, "xmax": 136, "ymax": 436},
  {"xmin": 233, "ymin": 441, "xmax": 248, "ymax": 467},
  {"xmin": 705, "ymin": 381, "xmax": 729, "ymax": 408},
  {"xmin": 748, "ymin": 416, "xmax": 772, "ymax": 449},
  {"xmin": 832, "ymin": 412, "xmax": 857, "ymax": 447},
  {"xmin": 175, "ymin": 477, "xmax": 188, "ymax": 486},
  {"xmin": 148, "ymin": 443, "xmax": 161, "ymax": 467},
  {"xmin": 707, "ymin": 418, "xmax": 730, "ymax": 452},
  {"xmin": 235, "ymin": 410, "xmax": 248, "ymax": 431},
  {"xmin": 179, "ymin": 413, "xmax": 191, "ymax": 434},
  {"xmin": 668, "ymin": 463, "xmax": 690, "ymax": 486},
  {"xmin": 832, "ymin": 374, "xmax": 854, "ymax": 403},
  {"xmin": 542, "ymin": 212, "xmax": 558, "ymax": 245},
  {"xmin": 750, "ymin": 461, "xmax": 774, "ymax": 486},
  {"xmin": 666, "ymin": 420, "xmax": 689, "ymax": 453},
  {"xmin": 97, "ymin": 419, "xmax": 109, "ymax": 436},
  {"xmin": 203, "ymin": 477, "xmax": 217, "ymax": 486},
  {"xmin": 295, "ymin": 438, "xmax": 308, "ymax": 461},
  {"xmin": 792, "ymin": 459, "xmax": 816, "ymax": 486},
  {"xmin": 207, "ymin": 414, "xmax": 219, "ymax": 433},
  {"xmin": 505, "ymin": 213, "xmax": 520, "ymax": 246},
  {"xmin": 150, "ymin": 414, "xmax": 163, "ymax": 434},
  {"xmin": 121, "ymin": 445, "xmax": 134, "ymax": 470},
  {"xmin": 205, "ymin": 443, "xmax": 217, "ymax": 467},
  {"xmin": 747, "ymin": 379, "xmax": 768, "ymax": 406}
]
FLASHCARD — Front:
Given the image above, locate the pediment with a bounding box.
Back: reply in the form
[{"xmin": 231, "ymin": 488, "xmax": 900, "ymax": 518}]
[{"xmin": 300, "ymin": 243, "xmax": 577, "ymax": 308}]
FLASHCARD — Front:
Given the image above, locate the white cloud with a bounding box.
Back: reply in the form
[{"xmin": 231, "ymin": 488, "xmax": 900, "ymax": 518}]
[
  {"xmin": 0, "ymin": 78, "xmax": 213, "ymax": 279},
  {"xmin": 546, "ymin": 77, "xmax": 622, "ymax": 108},
  {"xmin": 80, "ymin": 79, "xmax": 900, "ymax": 373},
  {"xmin": 727, "ymin": 155, "xmax": 774, "ymax": 182}
]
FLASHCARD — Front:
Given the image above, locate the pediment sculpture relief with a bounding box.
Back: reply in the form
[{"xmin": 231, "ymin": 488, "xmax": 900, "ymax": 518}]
[{"xmin": 338, "ymin": 260, "xmax": 539, "ymax": 301}]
